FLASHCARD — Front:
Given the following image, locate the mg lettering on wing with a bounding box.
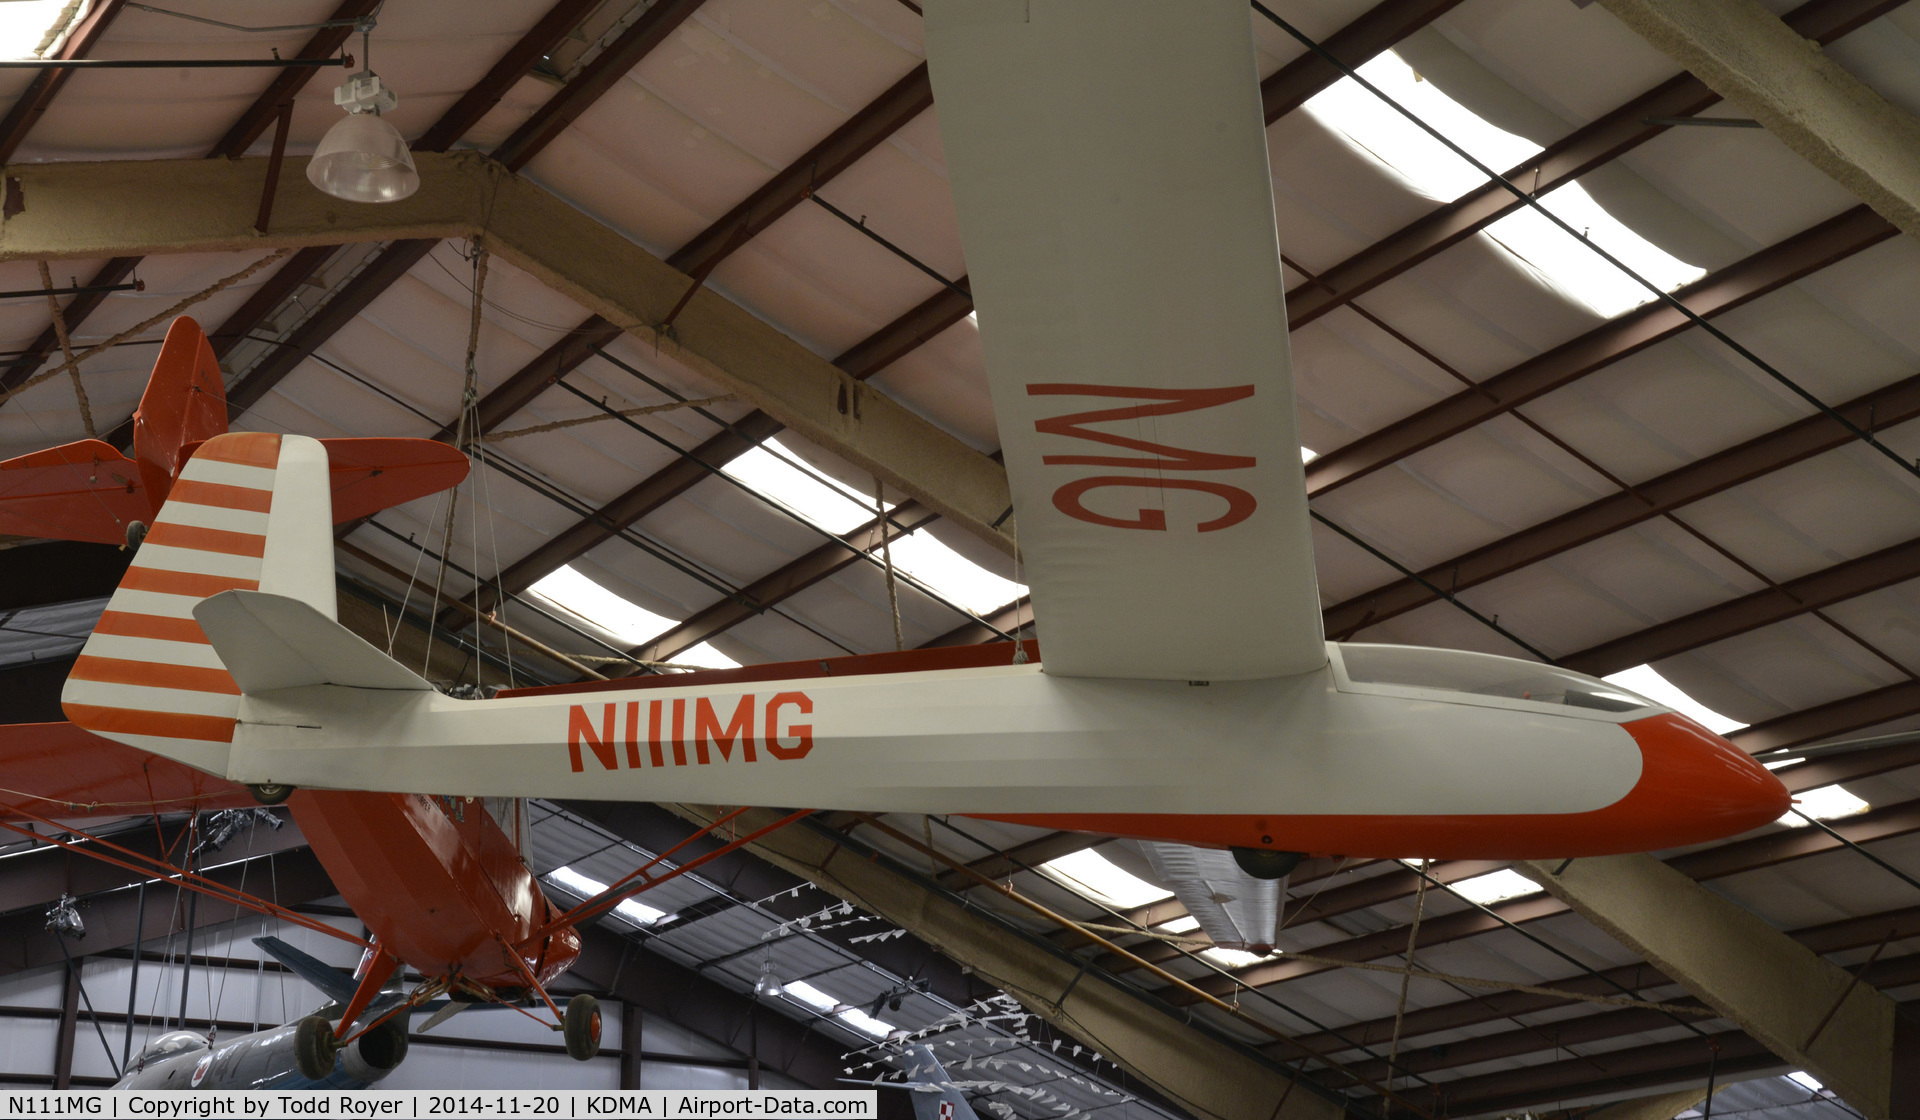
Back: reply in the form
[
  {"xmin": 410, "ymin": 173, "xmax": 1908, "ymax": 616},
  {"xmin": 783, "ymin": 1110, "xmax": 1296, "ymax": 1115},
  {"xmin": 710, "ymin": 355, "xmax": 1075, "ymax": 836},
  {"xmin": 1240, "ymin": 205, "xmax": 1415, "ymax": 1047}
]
[
  {"xmin": 1028, "ymin": 383, "xmax": 1259, "ymax": 532},
  {"xmin": 567, "ymin": 691, "xmax": 812, "ymax": 773}
]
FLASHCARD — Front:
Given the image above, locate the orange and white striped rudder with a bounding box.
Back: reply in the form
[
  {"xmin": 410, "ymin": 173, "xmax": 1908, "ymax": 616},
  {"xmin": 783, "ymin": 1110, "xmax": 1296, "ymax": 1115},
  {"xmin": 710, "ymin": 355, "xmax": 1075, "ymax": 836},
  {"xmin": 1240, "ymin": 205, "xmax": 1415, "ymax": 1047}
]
[{"xmin": 63, "ymin": 432, "xmax": 337, "ymax": 775}]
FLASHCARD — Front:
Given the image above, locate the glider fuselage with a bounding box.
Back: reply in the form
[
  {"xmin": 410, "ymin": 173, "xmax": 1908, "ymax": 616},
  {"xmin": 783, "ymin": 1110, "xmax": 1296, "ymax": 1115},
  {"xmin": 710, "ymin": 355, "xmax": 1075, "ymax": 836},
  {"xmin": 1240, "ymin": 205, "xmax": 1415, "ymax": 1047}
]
[{"xmin": 215, "ymin": 642, "xmax": 1786, "ymax": 860}]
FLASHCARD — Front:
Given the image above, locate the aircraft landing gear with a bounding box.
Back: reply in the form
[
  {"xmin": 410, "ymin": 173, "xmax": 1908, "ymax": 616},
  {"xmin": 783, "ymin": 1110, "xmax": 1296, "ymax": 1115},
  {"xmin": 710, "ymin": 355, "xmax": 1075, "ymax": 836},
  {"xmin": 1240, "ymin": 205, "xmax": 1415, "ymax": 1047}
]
[
  {"xmin": 563, "ymin": 994, "xmax": 601, "ymax": 1061},
  {"xmin": 1231, "ymin": 847, "xmax": 1304, "ymax": 880},
  {"xmin": 248, "ymin": 783, "xmax": 293, "ymax": 805},
  {"xmin": 295, "ymin": 1015, "xmax": 340, "ymax": 1080}
]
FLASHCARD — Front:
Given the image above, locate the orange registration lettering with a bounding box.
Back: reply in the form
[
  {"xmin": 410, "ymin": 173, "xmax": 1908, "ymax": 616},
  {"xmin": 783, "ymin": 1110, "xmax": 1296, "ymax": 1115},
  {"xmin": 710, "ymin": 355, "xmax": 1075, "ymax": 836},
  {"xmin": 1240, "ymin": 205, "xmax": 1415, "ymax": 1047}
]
[
  {"xmin": 695, "ymin": 695, "xmax": 756, "ymax": 764},
  {"xmin": 567, "ymin": 704, "xmax": 618, "ymax": 773},
  {"xmin": 764, "ymin": 692, "xmax": 813, "ymax": 760},
  {"xmin": 1028, "ymin": 383, "xmax": 1260, "ymax": 532}
]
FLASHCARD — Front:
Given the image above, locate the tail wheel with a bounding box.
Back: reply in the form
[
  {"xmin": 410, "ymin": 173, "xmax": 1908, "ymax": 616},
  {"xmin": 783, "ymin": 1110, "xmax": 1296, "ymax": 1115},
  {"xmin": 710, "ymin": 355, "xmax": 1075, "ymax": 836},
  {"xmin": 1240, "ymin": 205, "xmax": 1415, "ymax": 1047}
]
[
  {"xmin": 563, "ymin": 994, "xmax": 601, "ymax": 1061},
  {"xmin": 294, "ymin": 1016, "xmax": 340, "ymax": 1080},
  {"xmin": 1230, "ymin": 847, "xmax": 1304, "ymax": 880},
  {"xmin": 248, "ymin": 783, "xmax": 293, "ymax": 805}
]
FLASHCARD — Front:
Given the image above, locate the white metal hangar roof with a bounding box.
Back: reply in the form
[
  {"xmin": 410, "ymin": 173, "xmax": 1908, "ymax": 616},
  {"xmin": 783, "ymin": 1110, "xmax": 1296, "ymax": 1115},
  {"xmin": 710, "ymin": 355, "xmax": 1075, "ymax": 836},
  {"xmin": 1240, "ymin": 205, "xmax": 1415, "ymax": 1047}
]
[{"xmin": 0, "ymin": 0, "xmax": 1916, "ymax": 1116}]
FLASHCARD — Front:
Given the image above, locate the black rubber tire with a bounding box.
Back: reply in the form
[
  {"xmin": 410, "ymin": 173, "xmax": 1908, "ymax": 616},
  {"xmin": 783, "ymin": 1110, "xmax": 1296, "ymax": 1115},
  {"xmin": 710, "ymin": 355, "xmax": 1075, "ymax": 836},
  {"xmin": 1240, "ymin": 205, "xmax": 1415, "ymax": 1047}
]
[
  {"xmin": 563, "ymin": 994, "xmax": 601, "ymax": 1062},
  {"xmin": 294, "ymin": 1015, "xmax": 340, "ymax": 1080},
  {"xmin": 1230, "ymin": 847, "xmax": 1305, "ymax": 881},
  {"xmin": 248, "ymin": 783, "xmax": 293, "ymax": 806}
]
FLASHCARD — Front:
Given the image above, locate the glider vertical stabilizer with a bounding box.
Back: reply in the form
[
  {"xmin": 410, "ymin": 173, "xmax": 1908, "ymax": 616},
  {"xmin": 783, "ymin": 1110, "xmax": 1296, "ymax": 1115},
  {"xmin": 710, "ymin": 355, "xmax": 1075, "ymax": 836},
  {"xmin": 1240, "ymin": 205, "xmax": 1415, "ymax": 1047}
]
[
  {"xmin": 898, "ymin": 1044, "xmax": 981, "ymax": 1120},
  {"xmin": 62, "ymin": 432, "xmax": 351, "ymax": 773}
]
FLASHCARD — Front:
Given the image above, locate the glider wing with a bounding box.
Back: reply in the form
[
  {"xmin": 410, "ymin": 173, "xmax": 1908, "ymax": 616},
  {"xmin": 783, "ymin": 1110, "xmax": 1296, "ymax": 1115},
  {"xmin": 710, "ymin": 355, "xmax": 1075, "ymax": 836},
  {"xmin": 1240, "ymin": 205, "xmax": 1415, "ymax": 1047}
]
[{"xmin": 925, "ymin": 1, "xmax": 1324, "ymax": 680}]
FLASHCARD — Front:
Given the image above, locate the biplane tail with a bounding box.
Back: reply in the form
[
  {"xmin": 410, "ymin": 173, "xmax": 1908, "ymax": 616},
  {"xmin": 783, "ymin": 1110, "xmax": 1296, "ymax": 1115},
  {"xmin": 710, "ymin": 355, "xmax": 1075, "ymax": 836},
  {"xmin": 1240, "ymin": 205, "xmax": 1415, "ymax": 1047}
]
[
  {"xmin": 132, "ymin": 316, "xmax": 229, "ymax": 507},
  {"xmin": 62, "ymin": 432, "xmax": 426, "ymax": 776},
  {"xmin": 0, "ymin": 315, "xmax": 469, "ymax": 546}
]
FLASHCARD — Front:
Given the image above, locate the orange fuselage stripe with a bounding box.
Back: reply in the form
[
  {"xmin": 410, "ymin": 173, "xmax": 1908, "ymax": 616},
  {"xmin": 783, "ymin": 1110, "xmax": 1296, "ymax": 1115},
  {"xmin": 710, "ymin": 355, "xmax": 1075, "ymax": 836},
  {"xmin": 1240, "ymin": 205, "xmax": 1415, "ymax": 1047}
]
[
  {"xmin": 193, "ymin": 432, "xmax": 281, "ymax": 468},
  {"xmin": 93, "ymin": 611, "xmax": 210, "ymax": 644},
  {"xmin": 143, "ymin": 522, "xmax": 266, "ymax": 558},
  {"xmin": 120, "ymin": 568, "xmax": 259, "ymax": 598},
  {"xmin": 167, "ymin": 478, "xmax": 272, "ymax": 513},
  {"xmin": 63, "ymin": 703, "xmax": 236, "ymax": 743},
  {"xmin": 71, "ymin": 655, "xmax": 238, "ymax": 695}
]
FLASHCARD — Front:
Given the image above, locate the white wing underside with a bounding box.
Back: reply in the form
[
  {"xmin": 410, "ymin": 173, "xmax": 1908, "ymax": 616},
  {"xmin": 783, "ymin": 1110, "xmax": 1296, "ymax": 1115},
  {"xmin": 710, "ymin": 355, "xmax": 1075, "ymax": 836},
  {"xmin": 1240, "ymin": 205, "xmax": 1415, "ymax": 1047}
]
[
  {"xmin": 1142, "ymin": 842, "xmax": 1286, "ymax": 953},
  {"xmin": 925, "ymin": 0, "xmax": 1325, "ymax": 680}
]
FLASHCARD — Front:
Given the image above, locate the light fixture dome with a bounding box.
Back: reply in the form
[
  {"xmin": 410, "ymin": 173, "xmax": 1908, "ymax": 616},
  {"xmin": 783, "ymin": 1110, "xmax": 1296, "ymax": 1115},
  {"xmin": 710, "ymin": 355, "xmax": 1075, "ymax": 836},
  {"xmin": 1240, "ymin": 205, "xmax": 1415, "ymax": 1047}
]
[{"xmin": 307, "ymin": 110, "xmax": 419, "ymax": 203}]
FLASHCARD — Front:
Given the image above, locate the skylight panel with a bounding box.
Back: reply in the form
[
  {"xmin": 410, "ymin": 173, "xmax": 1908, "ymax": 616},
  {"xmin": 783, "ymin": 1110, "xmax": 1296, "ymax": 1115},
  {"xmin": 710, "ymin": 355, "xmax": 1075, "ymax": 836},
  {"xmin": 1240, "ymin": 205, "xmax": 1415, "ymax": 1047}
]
[
  {"xmin": 1038, "ymin": 849, "xmax": 1172, "ymax": 909},
  {"xmin": 1156, "ymin": 914, "xmax": 1201, "ymax": 935},
  {"xmin": 882, "ymin": 532, "xmax": 1025, "ymax": 614},
  {"xmin": 1303, "ymin": 51, "xmax": 1704, "ymax": 318},
  {"xmin": 543, "ymin": 866, "xmax": 665, "ymax": 927},
  {"xmin": 3, "ymin": 0, "xmax": 83, "ymax": 59},
  {"xmin": 1448, "ymin": 868, "xmax": 1542, "ymax": 904},
  {"xmin": 1301, "ymin": 447, "xmax": 1318, "ymax": 463},
  {"xmin": 1778, "ymin": 784, "xmax": 1869, "ymax": 827},
  {"xmin": 1483, "ymin": 192, "xmax": 1705, "ymax": 319},
  {"xmin": 779, "ymin": 981, "xmax": 897, "ymax": 1037},
  {"xmin": 1603, "ymin": 665, "xmax": 1746, "ymax": 735},
  {"xmin": 1202, "ymin": 947, "xmax": 1274, "ymax": 969},
  {"xmin": 781, "ymin": 981, "xmax": 838, "ymax": 1011},
  {"xmin": 1397, "ymin": 861, "xmax": 1542, "ymax": 903},
  {"xmin": 723, "ymin": 439, "xmax": 1028, "ymax": 616},
  {"xmin": 1788, "ymin": 1071, "xmax": 1825, "ymax": 1093},
  {"xmin": 530, "ymin": 565, "xmax": 738, "ymax": 670},
  {"xmin": 725, "ymin": 445, "xmax": 872, "ymax": 534},
  {"xmin": 835, "ymin": 1006, "xmax": 898, "ymax": 1038},
  {"xmin": 1303, "ymin": 51, "xmax": 1537, "ymax": 204}
]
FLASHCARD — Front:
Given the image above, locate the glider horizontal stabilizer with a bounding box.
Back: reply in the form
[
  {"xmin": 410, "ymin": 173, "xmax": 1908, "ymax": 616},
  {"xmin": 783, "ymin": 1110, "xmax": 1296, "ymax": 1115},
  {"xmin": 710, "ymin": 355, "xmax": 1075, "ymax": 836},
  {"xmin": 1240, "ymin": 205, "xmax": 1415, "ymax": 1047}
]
[{"xmin": 196, "ymin": 590, "xmax": 431, "ymax": 694}]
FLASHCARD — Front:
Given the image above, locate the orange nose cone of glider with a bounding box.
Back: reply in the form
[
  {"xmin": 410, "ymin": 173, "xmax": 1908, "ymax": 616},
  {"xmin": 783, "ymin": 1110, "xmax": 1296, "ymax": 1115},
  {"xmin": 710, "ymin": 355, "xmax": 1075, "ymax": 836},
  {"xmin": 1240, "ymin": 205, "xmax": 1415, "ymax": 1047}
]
[{"xmin": 1622, "ymin": 713, "xmax": 1791, "ymax": 845}]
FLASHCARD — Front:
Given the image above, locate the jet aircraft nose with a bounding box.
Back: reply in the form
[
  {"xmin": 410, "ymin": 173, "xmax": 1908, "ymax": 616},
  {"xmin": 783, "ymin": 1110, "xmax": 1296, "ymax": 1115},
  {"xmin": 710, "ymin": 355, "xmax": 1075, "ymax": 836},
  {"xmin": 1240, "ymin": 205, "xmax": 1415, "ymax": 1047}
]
[{"xmin": 1620, "ymin": 712, "xmax": 1791, "ymax": 847}]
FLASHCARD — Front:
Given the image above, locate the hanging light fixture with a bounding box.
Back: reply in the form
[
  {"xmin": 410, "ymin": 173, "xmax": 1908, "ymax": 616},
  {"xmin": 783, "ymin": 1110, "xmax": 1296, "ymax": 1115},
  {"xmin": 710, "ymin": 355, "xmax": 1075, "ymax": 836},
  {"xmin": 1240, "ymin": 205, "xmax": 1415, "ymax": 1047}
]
[{"xmin": 307, "ymin": 22, "xmax": 418, "ymax": 203}]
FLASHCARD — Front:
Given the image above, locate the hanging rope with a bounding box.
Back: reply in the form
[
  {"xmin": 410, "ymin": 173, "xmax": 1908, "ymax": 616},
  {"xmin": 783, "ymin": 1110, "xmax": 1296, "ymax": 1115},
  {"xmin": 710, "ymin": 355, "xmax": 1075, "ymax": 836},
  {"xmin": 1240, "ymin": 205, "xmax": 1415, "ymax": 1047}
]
[
  {"xmin": 1387, "ymin": 858, "xmax": 1432, "ymax": 1091},
  {"xmin": 1009, "ymin": 513, "xmax": 1028, "ymax": 664},
  {"xmin": 875, "ymin": 477, "xmax": 903, "ymax": 651},
  {"xmin": 0, "ymin": 248, "xmax": 292, "ymax": 409},
  {"xmin": 424, "ymin": 243, "xmax": 488, "ymax": 676},
  {"xmin": 37, "ymin": 260, "xmax": 93, "ymax": 437},
  {"xmin": 483, "ymin": 395, "xmax": 731, "ymax": 441}
]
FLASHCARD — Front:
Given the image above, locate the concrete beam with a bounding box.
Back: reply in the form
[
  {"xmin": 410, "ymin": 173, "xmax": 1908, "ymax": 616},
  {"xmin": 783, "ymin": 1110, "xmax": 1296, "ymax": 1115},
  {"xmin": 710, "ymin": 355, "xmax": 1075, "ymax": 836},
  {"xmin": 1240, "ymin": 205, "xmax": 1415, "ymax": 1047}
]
[
  {"xmin": 659, "ymin": 805, "xmax": 1343, "ymax": 1120},
  {"xmin": 1517, "ymin": 855, "xmax": 1920, "ymax": 1120},
  {"xmin": 0, "ymin": 154, "xmax": 1014, "ymax": 554},
  {"xmin": 1599, "ymin": 0, "xmax": 1920, "ymax": 240},
  {"xmin": 1561, "ymin": 1085, "xmax": 1719, "ymax": 1120}
]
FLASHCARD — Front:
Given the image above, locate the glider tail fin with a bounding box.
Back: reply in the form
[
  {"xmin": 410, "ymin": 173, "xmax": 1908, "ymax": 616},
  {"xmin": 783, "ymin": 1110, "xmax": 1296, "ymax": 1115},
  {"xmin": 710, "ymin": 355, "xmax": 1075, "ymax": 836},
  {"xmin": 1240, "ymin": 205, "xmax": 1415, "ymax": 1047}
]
[
  {"xmin": 63, "ymin": 432, "xmax": 341, "ymax": 772},
  {"xmin": 901, "ymin": 1044, "xmax": 980, "ymax": 1120}
]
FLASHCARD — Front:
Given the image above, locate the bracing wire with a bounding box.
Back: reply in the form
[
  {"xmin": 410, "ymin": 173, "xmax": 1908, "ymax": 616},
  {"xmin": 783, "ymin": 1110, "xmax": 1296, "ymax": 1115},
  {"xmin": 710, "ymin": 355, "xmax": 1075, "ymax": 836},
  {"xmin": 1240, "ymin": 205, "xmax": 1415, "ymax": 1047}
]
[{"xmin": 424, "ymin": 243, "xmax": 490, "ymax": 678}]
